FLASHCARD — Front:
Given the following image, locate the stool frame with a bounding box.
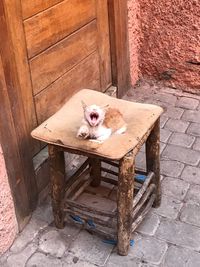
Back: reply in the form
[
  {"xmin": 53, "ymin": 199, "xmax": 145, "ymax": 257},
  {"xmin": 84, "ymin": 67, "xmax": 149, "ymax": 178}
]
[{"xmin": 48, "ymin": 118, "xmax": 161, "ymax": 256}]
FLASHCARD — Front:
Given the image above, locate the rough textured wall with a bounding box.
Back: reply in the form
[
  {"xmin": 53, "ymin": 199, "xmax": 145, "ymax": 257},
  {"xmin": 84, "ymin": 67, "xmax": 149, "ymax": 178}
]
[
  {"xmin": 128, "ymin": 0, "xmax": 200, "ymax": 92},
  {"xmin": 127, "ymin": 0, "xmax": 141, "ymax": 86},
  {"xmin": 0, "ymin": 146, "xmax": 18, "ymax": 254}
]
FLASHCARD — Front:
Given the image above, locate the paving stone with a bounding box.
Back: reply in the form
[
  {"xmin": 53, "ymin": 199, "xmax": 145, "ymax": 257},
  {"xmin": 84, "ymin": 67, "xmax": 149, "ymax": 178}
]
[
  {"xmin": 39, "ymin": 225, "xmax": 80, "ymax": 258},
  {"xmin": 135, "ymin": 152, "xmax": 146, "ymax": 170},
  {"xmin": 107, "ymin": 253, "xmax": 142, "ymax": 267},
  {"xmin": 164, "ymin": 106, "xmax": 184, "ymax": 119},
  {"xmin": 39, "ymin": 230, "xmax": 66, "ymax": 258},
  {"xmin": 153, "ymin": 194, "xmax": 183, "ymax": 219},
  {"xmin": 155, "ymin": 219, "xmax": 200, "ymax": 250},
  {"xmin": 180, "ymin": 203, "xmax": 200, "ymax": 227},
  {"xmin": 163, "ymin": 245, "xmax": 200, "ymax": 267},
  {"xmin": 161, "ymin": 177, "xmax": 189, "ymax": 200},
  {"xmin": 185, "ymin": 184, "xmax": 200, "ymax": 205},
  {"xmin": 129, "ymin": 234, "xmax": 168, "ymax": 265},
  {"xmin": 160, "ymin": 160, "xmax": 184, "ymax": 177},
  {"xmin": 160, "ymin": 116, "xmax": 168, "ymax": 128},
  {"xmin": 160, "ymin": 142, "xmax": 166, "ymax": 154},
  {"xmin": 164, "ymin": 119, "xmax": 189, "ymax": 133},
  {"xmin": 160, "ymin": 128, "xmax": 172, "ymax": 143},
  {"xmin": 176, "ymin": 96, "xmax": 199, "ymax": 110},
  {"xmin": 69, "ymin": 231, "xmax": 113, "ymax": 266},
  {"xmin": 153, "ymin": 93, "xmax": 177, "ymax": 105},
  {"xmin": 182, "ymin": 110, "xmax": 200, "ymax": 123},
  {"xmin": 7, "ymin": 243, "xmax": 37, "ymax": 267},
  {"xmin": 181, "ymin": 166, "xmax": 200, "ymax": 184},
  {"xmin": 141, "ymin": 264, "xmax": 157, "ymax": 267},
  {"xmin": 10, "ymin": 217, "xmax": 48, "ymax": 253},
  {"xmin": 168, "ymin": 132, "xmax": 195, "ymax": 148},
  {"xmin": 193, "ymin": 138, "xmax": 200, "ymax": 151},
  {"xmin": 187, "ymin": 123, "xmax": 200, "ymax": 136},
  {"xmin": 162, "ymin": 145, "xmax": 200, "ymax": 166},
  {"xmin": 32, "ymin": 197, "xmax": 53, "ymax": 224},
  {"xmin": 64, "ymin": 253, "xmax": 97, "ymax": 267},
  {"xmin": 26, "ymin": 252, "xmax": 63, "ymax": 267},
  {"xmin": 137, "ymin": 212, "xmax": 160, "ymax": 236}
]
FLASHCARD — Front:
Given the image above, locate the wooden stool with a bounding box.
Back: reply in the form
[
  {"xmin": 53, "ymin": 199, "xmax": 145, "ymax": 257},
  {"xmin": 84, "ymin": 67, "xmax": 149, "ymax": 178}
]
[{"xmin": 31, "ymin": 89, "xmax": 163, "ymax": 256}]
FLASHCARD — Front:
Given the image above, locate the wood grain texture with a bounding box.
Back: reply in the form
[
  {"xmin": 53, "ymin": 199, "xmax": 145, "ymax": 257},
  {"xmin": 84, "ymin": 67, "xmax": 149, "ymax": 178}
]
[
  {"xmin": 0, "ymin": 55, "xmax": 32, "ymax": 228},
  {"xmin": 95, "ymin": 0, "xmax": 112, "ymax": 90},
  {"xmin": 24, "ymin": 0, "xmax": 96, "ymax": 58},
  {"xmin": 30, "ymin": 21, "xmax": 97, "ymax": 95},
  {"xmin": 49, "ymin": 145, "xmax": 65, "ymax": 228},
  {"xmin": 0, "ymin": 0, "xmax": 38, "ymax": 221},
  {"xmin": 21, "ymin": 0, "xmax": 63, "ymax": 19},
  {"xmin": 35, "ymin": 52, "xmax": 101, "ymax": 124},
  {"xmin": 146, "ymin": 119, "xmax": 161, "ymax": 208},
  {"xmin": 90, "ymin": 158, "xmax": 101, "ymax": 187},
  {"xmin": 118, "ymin": 151, "xmax": 134, "ymax": 256},
  {"xmin": 108, "ymin": 0, "xmax": 130, "ymax": 97},
  {"xmin": 1, "ymin": 0, "xmax": 39, "ymax": 155}
]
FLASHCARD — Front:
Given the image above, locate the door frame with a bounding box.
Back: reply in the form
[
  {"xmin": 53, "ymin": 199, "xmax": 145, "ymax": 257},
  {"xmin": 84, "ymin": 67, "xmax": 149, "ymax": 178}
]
[{"xmin": 0, "ymin": 0, "xmax": 130, "ymax": 228}]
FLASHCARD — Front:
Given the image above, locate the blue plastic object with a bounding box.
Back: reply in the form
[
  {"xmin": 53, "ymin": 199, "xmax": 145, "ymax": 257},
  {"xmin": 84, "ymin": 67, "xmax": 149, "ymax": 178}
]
[
  {"xmin": 70, "ymin": 215, "xmax": 84, "ymax": 224},
  {"xmin": 135, "ymin": 174, "xmax": 147, "ymax": 182},
  {"xmin": 87, "ymin": 219, "xmax": 96, "ymax": 228},
  {"xmin": 103, "ymin": 239, "xmax": 134, "ymax": 247}
]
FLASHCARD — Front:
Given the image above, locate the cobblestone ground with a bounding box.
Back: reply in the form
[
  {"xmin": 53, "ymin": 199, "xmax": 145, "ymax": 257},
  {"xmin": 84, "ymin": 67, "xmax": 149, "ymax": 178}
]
[{"xmin": 1, "ymin": 82, "xmax": 200, "ymax": 267}]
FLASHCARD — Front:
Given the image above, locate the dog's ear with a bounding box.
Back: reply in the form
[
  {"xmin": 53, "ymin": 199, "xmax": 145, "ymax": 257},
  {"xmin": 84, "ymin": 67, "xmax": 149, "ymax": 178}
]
[{"xmin": 81, "ymin": 100, "xmax": 87, "ymax": 110}]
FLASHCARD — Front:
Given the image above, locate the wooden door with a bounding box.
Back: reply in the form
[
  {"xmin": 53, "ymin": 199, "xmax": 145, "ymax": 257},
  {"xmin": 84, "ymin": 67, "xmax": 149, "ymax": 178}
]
[
  {"xmin": 22, "ymin": 0, "xmax": 112, "ymax": 126},
  {"xmin": 0, "ymin": 0, "xmax": 129, "ymax": 226}
]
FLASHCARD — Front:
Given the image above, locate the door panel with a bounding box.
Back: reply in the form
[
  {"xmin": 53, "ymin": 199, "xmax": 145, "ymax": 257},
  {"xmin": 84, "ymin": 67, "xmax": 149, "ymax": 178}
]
[
  {"xmin": 24, "ymin": 0, "xmax": 96, "ymax": 58},
  {"xmin": 35, "ymin": 52, "xmax": 100, "ymax": 123},
  {"xmin": 21, "ymin": 0, "xmax": 63, "ymax": 19},
  {"xmin": 22, "ymin": 0, "xmax": 112, "ymax": 124},
  {"xmin": 30, "ymin": 21, "xmax": 97, "ymax": 94}
]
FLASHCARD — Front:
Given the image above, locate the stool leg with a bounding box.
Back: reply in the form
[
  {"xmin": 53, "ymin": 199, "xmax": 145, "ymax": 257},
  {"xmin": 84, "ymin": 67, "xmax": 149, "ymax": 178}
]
[
  {"xmin": 90, "ymin": 158, "xmax": 101, "ymax": 187},
  {"xmin": 48, "ymin": 145, "xmax": 65, "ymax": 228},
  {"xmin": 146, "ymin": 118, "xmax": 161, "ymax": 208},
  {"xmin": 117, "ymin": 151, "xmax": 134, "ymax": 256}
]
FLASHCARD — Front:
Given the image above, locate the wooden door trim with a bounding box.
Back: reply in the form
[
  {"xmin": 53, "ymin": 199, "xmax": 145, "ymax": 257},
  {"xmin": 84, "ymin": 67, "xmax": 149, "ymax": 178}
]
[
  {"xmin": 108, "ymin": 0, "xmax": 130, "ymax": 98},
  {"xmin": 0, "ymin": 0, "xmax": 38, "ymax": 229},
  {"xmin": 0, "ymin": 0, "xmax": 130, "ymax": 229}
]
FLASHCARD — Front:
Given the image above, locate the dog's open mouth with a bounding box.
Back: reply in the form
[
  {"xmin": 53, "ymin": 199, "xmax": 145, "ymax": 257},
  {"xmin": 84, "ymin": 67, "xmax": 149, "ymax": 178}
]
[{"xmin": 90, "ymin": 112, "xmax": 99, "ymax": 122}]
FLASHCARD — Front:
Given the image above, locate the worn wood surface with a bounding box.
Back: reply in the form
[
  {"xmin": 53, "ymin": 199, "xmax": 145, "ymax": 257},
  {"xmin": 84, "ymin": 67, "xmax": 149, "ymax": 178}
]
[
  {"xmin": 0, "ymin": 0, "xmax": 39, "ymax": 155},
  {"xmin": 131, "ymin": 184, "xmax": 155, "ymax": 220},
  {"xmin": 24, "ymin": 0, "xmax": 96, "ymax": 58},
  {"xmin": 90, "ymin": 158, "xmax": 101, "ymax": 187},
  {"xmin": 49, "ymin": 145, "xmax": 65, "ymax": 228},
  {"xmin": 0, "ymin": 1, "xmax": 38, "ymax": 228},
  {"xmin": 96, "ymin": 0, "xmax": 112, "ymax": 90},
  {"xmin": 35, "ymin": 52, "xmax": 101, "ymax": 123},
  {"xmin": 0, "ymin": 55, "xmax": 33, "ymax": 229},
  {"xmin": 30, "ymin": 21, "xmax": 97, "ymax": 94},
  {"xmin": 146, "ymin": 119, "xmax": 161, "ymax": 208},
  {"xmin": 117, "ymin": 151, "xmax": 134, "ymax": 256},
  {"xmin": 132, "ymin": 172, "xmax": 154, "ymax": 209},
  {"xmin": 65, "ymin": 199, "xmax": 116, "ymax": 218},
  {"xmin": 21, "ymin": 0, "xmax": 63, "ymax": 19},
  {"xmin": 108, "ymin": 0, "xmax": 130, "ymax": 97},
  {"xmin": 131, "ymin": 194, "xmax": 155, "ymax": 233}
]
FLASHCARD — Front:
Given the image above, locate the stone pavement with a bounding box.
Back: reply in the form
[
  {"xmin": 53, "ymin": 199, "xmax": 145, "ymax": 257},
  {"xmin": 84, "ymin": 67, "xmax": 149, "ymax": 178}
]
[{"xmin": 1, "ymin": 81, "xmax": 200, "ymax": 267}]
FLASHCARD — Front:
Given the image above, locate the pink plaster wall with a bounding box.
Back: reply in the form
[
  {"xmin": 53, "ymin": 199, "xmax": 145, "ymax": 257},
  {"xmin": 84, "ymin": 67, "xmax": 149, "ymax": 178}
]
[
  {"xmin": 0, "ymin": 145, "xmax": 18, "ymax": 254},
  {"xmin": 127, "ymin": 0, "xmax": 141, "ymax": 86},
  {"xmin": 128, "ymin": 0, "xmax": 200, "ymax": 92}
]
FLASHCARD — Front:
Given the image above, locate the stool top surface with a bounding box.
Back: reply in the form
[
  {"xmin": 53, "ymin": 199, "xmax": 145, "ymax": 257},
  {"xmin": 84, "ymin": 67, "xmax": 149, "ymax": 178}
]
[{"xmin": 31, "ymin": 89, "xmax": 163, "ymax": 160}]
